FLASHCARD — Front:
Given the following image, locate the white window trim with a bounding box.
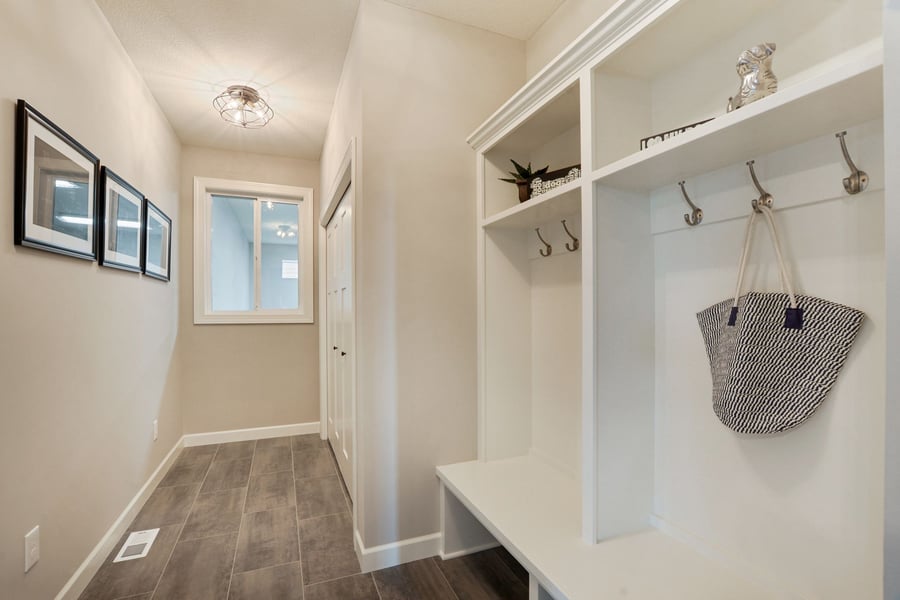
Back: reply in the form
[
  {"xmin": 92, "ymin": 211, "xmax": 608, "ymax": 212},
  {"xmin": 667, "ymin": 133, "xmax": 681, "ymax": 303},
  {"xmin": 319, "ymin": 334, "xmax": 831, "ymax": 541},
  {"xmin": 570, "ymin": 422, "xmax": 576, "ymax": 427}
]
[{"xmin": 193, "ymin": 177, "xmax": 314, "ymax": 325}]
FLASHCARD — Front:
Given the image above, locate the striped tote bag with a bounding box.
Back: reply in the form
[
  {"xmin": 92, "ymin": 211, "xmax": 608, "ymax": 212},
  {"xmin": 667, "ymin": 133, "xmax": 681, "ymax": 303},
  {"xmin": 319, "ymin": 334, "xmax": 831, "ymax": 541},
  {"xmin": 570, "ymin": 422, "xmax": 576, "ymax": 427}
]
[{"xmin": 696, "ymin": 205, "xmax": 864, "ymax": 434}]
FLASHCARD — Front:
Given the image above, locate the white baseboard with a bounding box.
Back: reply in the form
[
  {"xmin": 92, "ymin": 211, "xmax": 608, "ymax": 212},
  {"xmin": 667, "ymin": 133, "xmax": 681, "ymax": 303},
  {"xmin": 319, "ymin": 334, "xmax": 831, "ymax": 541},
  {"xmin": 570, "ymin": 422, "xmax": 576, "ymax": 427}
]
[
  {"xmin": 183, "ymin": 421, "xmax": 321, "ymax": 446},
  {"xmin": 355, "ymin": 529, "xmax": 442, "ymax": 572},
  {"xmin": 55, "ymin": 436, "xmax": 185, "ymax": 600},
  {"xmin": 439, "ymin": 541, "xmax": 500, "ymax": 561}
]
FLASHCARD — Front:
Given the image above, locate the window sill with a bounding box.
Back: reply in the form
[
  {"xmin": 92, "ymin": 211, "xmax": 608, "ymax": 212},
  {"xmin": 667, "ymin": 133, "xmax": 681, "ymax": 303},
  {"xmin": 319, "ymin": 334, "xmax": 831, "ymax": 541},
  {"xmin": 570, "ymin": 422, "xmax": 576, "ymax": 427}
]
[{"xmin": 193, "ymin": 313, "xmax": 314, "ymax": 325}]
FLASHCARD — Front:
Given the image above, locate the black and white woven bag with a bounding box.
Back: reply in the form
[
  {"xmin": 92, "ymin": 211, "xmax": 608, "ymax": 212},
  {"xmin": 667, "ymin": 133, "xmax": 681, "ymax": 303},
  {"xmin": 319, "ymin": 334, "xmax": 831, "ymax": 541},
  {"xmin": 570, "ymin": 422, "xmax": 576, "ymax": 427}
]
[{"xmin": 696, "ymin": 205, "xmax": 864, "ymax": 434}]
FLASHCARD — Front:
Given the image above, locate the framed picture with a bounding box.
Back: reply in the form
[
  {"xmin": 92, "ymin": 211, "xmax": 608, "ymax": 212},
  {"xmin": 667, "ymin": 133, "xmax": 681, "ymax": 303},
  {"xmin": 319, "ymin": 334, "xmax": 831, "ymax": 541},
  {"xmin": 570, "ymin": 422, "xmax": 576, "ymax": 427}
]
[
  {"xmin": 142, "ymin": 199, "xmax": 172, "ymax": 282},
  {"xmin": 99, "ymin": 167, "xmax": 144, "ymax": 272},
  {"xmin": 14, "ymin": 99, "xmax": 100, "ymax": 260}
]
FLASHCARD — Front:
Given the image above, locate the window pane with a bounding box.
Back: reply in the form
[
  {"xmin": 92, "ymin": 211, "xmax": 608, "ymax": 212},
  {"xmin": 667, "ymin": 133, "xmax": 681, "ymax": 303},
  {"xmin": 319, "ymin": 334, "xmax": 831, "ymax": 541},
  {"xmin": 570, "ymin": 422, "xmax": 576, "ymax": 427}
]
[
  {"xmin": 34, "ymin": 137, "xmax": 91, "ymax": 240},
  {"xmin": 261, "ymin": 201, "xmax": 299, "ymax": 310},
  {"xmin": 211, "ymin": 194, "xmax": 254, "ymax": 311}
]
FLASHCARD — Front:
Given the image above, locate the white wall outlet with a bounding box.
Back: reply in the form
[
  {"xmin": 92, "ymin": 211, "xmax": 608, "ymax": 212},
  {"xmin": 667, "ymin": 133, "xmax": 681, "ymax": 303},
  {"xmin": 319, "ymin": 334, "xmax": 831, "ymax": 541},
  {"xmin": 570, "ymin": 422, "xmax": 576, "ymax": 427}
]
[
  {"xmin": 24, "ymin": 525, "xmax": 39, "ymax": 573},
  {"xmin": 153, "ymin": 419, "xmax": 158, "ymax": 441}
]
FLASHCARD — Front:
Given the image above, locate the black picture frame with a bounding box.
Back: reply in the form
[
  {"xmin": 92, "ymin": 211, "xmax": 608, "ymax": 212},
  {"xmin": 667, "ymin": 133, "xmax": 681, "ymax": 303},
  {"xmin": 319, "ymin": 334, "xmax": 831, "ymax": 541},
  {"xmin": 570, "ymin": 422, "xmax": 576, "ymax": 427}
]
[
  {"xmin": 99, "ymin": 167, "xmax": 145, "ymax": 272},
  {"xmin": 14, "ymin": 99, "xmax": 100, "ymax": 260},
  {"xmin": 142, "ymin": 199, "xmax": 172, "ymax": 282}
]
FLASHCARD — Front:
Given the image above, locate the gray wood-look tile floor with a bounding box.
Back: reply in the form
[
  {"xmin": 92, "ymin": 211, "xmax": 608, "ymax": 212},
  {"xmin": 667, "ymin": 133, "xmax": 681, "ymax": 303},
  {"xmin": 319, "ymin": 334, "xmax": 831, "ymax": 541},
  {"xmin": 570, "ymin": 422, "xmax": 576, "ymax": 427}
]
[{"xmin": 80, "ymin": 435, "xmax": 529, "ymax": 600}]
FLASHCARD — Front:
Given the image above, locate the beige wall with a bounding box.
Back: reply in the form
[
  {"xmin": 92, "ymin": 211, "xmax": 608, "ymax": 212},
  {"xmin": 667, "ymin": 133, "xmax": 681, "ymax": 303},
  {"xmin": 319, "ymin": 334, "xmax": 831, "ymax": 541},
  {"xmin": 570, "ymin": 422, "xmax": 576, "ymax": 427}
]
[
  {"xmin": 526, "ymin": 0, "xmax": 619, "ymax": 78},
  {"xmin": 0, "ymin": 1, "xmax": 181, "ymax": 598},
  {"xmin": 179, "ymin": 146, "xmax": 321, "ymax": 433},
  {"xmin": 325, "ymin": 0, "xmax": 525, "ymax": 548}
]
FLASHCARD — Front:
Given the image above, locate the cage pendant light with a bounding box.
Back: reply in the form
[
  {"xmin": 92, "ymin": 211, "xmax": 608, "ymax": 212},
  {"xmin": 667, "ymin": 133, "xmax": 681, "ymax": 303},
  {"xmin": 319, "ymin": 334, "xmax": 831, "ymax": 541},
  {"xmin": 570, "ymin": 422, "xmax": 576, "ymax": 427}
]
[{"xmin": 213, "ymin": 85, "xmax": 274, "ymax": 129}]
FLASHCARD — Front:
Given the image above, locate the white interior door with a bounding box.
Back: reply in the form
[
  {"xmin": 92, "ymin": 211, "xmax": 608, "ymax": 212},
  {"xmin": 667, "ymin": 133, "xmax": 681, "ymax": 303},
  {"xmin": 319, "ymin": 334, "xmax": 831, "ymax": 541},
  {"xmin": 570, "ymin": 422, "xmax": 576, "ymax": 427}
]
[{"xmin": 326, "ymin": 185, "xmax": 354, "ymax": 500}]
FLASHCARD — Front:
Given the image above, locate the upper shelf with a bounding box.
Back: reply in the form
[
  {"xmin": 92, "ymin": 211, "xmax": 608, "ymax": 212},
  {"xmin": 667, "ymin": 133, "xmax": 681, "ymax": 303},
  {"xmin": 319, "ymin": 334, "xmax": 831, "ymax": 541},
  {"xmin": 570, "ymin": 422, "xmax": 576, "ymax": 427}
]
[
  {"xmin": 482, "ymin": 179, "xmax": 581, "ymax": 229},
  {"xmin": 592, "ymin": 45, "xmax": 883, "ymax": 191}
]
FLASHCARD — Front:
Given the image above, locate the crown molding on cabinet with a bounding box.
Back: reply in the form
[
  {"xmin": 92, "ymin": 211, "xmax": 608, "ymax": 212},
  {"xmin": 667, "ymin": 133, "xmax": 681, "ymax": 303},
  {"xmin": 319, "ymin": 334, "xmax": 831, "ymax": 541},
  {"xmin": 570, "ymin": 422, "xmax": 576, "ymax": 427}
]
[{"xmin": 466, "ymin": 0, "xmax": 672, "ymax": 152}]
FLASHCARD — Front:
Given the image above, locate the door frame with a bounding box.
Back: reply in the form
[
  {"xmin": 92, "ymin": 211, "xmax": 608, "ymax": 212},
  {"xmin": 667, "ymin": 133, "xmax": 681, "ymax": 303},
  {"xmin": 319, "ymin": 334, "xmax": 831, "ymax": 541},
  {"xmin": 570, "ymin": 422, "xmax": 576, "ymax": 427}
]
[{"xmin": 318, "ymin": 137, "xmax": 357, "ymax": 500}]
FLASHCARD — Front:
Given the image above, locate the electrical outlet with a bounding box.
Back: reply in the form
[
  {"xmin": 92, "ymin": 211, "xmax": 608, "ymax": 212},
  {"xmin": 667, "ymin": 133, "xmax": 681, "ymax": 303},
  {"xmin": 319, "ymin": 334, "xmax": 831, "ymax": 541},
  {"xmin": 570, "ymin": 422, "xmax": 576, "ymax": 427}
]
[
  {"xmin": 153, "ymin": 419, "xmax": 158, "ymax": 441},
  {"xmin": 24, "ymin": 526, "xmax": 39, "ymax": 573}
]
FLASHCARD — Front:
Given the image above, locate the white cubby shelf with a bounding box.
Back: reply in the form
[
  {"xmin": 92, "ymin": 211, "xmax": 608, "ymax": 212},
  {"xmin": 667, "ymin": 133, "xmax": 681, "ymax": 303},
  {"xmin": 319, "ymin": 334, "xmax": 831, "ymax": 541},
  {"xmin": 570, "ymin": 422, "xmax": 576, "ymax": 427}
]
[{"xmin": 481, "ymin": 179, "xmax": 581, "ymax": 229}]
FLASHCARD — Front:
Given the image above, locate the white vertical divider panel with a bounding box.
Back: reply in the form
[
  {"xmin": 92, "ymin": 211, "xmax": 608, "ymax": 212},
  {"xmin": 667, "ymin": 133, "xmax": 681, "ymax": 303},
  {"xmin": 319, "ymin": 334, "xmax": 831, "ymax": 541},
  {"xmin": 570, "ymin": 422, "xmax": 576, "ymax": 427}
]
[
  {"xmin": 884, "ymin": 3, "xmax": 900, "ymax": 598},
  {"xmin": 477, "ymin": 153, "xmax": 488, "ymax": 460},
  {"xmin": 483, "ymin": 227, "xmax": 534, "ymax": 460},
  {"xmin": 594, "ymin": 184, "xmax": 656, "ymax": 540},
  {"xmin": 579, "ymin": 68, "xmax": 598, "ymax": 543}
]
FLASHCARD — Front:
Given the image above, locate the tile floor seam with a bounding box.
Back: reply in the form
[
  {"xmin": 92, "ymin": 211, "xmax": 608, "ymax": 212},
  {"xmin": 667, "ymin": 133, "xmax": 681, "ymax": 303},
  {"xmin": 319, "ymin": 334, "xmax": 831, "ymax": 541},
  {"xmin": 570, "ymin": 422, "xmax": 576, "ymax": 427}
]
[
  {"xmin": 297, "ymin": 508, "xmax": 348, "ymax": 522},
  {"xmin": 146, "ymin": 449, "xmax": 213, "ymax": 599},
  {"xmin": 292, "ymin": 438, "xmax": 305, "ymax": 600},
  {"xmin": 224, "ymin": 445, "xmax": 253, "ymax": 600},
  {"xmin": 371, "ymin": 573, "xmax": 384, "ymax": 600},
  {"xmin": 431, "ymin": 556, "xmax": 462, "ymax": 600},
  {"xmin": 304, "ymin": 571, "xmax": 371, "ymax": 589}
]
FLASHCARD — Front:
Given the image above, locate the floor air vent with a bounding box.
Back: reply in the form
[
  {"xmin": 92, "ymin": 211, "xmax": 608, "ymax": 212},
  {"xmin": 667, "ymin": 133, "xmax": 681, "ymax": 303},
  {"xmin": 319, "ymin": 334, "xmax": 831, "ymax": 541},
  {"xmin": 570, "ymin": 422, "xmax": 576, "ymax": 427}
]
[{"xmin": 113, "ymin": 528, "xmax": 159, "ymax": 563}]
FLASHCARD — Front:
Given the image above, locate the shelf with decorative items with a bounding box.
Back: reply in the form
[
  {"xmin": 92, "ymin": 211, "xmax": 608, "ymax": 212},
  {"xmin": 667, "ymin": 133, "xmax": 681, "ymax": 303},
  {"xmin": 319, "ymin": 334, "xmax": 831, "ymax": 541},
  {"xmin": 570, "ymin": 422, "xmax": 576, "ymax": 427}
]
[
  {"xmin": 440, "ymin": 0, "xmax": 893, "ymax": 598},
  {"xmin": 482, "ymin": 81, "xmax": 581, "ymax": 221},
  {"xmin": 590, "ymin": 0, "xmax": 883, "ymax": 173},
  {"xmin": 592, "ymin": 43, "xmax": 882, "ymax": 191},
  {"xmin": 482, "ymin": 177, "xmax": 581, "ymax": 229}
]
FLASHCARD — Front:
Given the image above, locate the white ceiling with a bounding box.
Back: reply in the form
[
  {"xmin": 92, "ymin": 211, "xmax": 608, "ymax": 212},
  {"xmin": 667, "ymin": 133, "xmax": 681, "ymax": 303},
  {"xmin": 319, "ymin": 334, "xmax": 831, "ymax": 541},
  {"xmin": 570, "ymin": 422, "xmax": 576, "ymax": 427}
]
[
  {"xmin": 95, "ymin": 0, "xmax": 360, "ymax": 160},
  {"xmin": 95, "ymin": 0, "xmax": 563, "ymax": 160},
  {"xmin": 384, "ymin": 0, "xmax": 565, "ymax": 40}
]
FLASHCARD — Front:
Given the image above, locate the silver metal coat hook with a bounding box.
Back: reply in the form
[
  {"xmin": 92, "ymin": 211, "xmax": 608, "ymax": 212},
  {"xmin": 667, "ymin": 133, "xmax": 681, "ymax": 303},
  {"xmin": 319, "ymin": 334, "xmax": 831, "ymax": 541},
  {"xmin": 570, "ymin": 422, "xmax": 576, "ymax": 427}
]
[
  {"xmin": 535, "ymin": 228, "xmax": 552, "ymax": 257},
  {"xmin": 561, "ymin": 219, "xmax": 579, "ymax": 251},
  {"xmin": 747, "ymin": 160, "xmax": 773, "ymax": 213},
  {"xmin": 678, "ymin": 181, "xmax": 703, "ymax": 226},
  {"xmin": 835, "ymin": 131, "xmax": 868, "ymax": 195}
]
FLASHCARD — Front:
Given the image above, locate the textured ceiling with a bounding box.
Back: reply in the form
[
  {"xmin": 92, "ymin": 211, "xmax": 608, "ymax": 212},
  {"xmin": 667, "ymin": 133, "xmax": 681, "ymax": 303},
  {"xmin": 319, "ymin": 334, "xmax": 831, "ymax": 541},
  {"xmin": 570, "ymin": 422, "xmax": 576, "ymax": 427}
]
[
  {"xmin": 385, "ymin": 0, "xmax": 565, "ymax": 40},
  {"xmin": 96, "ymin": 0, "xmax": 561, "ymax": 160},
  {"xmin": 95, "ymin": 0, "xmax": 360, "ymax": 160}
]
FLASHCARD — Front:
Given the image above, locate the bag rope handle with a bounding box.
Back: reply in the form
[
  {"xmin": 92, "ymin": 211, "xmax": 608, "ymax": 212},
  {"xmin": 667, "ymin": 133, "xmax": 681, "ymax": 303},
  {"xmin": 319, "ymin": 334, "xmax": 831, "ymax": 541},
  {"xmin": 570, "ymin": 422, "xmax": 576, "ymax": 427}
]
[
  {"xmin": 758, "ymin": 205, "xmax": 799, "ymax": 309},
  {"xmin": 729, "ymin": 205, "xmax": 800, "ymax": 327}
]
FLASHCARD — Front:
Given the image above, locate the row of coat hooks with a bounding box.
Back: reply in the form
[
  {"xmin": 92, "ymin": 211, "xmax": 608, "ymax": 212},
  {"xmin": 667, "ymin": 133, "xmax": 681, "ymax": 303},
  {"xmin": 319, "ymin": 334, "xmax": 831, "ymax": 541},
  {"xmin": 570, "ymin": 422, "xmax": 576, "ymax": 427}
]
[
  {"xmin": 679, "ymin": 130, "xmax": 868, "ymax": 227},
  {"xmin": 534, "ymin": 220, "xmax": 579, "ymax": 257}
]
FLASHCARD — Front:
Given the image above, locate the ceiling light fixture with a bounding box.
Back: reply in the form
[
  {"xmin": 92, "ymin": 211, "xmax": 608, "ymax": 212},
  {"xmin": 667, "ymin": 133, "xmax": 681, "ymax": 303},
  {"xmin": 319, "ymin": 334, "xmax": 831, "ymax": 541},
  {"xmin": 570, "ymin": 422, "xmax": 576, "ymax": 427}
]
[
  {"xmin": 213, "ymin": 85, "xmax": 274, "ymax": 129},
  {"xmin": 276, "ymin": 225, "xmax": 296, "ymax": 239}
]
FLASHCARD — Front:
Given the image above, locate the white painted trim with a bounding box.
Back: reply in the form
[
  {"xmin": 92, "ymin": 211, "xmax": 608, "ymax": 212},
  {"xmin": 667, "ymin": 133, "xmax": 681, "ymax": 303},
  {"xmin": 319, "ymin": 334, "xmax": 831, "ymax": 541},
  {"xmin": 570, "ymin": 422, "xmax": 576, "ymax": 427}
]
[
  {"xmin": 439, "ymin": 541, "xmax": 500, "ymax": 561},
  {"xmin": 55, "ymin": 437, "xmax": 185, "ymax": 600},
  {"xmin": 578, "ymin": 66, "xmax": 599, "ymax": 546},
  {"xmin": 466, "ymin": 0, "xmax": 671, "ymax": 150},
  {"xmin": 183, "ymin": 422, "xmax": 320, "ymax": 447},
  {"xmin": 321, "ymin": 137, "xmax": 355, "ymax": 227},
  {"xmin": 354, "ymin": 529, "xmax": 442, "ymax": 573}
]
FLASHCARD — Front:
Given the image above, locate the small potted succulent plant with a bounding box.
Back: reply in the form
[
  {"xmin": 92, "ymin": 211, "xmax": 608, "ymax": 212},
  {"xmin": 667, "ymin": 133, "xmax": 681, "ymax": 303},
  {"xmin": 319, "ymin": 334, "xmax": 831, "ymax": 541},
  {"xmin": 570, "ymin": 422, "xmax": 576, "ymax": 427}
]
[{"xmin": 499, "ymin": 159, "xmax": 549, "ymax": 203}]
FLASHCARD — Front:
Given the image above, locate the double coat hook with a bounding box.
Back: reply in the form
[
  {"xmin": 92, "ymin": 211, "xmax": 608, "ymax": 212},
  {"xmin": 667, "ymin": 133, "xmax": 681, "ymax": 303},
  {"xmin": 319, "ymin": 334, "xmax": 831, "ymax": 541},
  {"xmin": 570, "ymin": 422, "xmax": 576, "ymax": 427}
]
[
  {"xmin": 561, "ymin": 219, "xmax": 580, "ymax": 251},
  {"xmin": 836, "ymin": 131, "xmax": 868, "ymax": 195},
  {"xmin": 535, "ymin": 228, "xmax": 552, "ymax": 257},
  {"xmin": 678, "ymin": 181, "xmax": 703, "ymax": 226},
  {"xmin": 747, "ymin": 160, "xmax": 773, "ymax": 213}
]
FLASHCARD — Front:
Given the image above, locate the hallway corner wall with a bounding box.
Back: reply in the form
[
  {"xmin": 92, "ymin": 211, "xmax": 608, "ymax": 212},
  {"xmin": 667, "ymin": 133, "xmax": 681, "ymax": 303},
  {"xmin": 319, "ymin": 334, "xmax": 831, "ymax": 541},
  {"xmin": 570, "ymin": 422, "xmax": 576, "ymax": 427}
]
[{"xmin": 179, "ymin": 146, "xmax": 321, "ymax": 434}]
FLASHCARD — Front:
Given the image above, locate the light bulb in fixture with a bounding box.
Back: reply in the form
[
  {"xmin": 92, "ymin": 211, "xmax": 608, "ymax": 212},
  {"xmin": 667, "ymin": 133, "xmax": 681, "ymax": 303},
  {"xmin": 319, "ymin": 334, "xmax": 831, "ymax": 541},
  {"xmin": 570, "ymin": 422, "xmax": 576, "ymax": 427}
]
[
  {"xmin": 213, "ymin": 85, "xmax": 274, "ymax": 129},
  {"xmin": 276, "ymin": 224, "xmax": 296, "ymax": 239}
]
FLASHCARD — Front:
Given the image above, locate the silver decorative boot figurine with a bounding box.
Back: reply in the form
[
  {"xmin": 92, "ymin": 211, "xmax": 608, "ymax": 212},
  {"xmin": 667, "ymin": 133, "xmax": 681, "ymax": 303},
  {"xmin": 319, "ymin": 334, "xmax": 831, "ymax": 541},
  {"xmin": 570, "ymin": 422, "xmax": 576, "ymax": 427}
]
[{"xmin": 727, "ymin": 43, "xmax": 777, "ymax": 112}]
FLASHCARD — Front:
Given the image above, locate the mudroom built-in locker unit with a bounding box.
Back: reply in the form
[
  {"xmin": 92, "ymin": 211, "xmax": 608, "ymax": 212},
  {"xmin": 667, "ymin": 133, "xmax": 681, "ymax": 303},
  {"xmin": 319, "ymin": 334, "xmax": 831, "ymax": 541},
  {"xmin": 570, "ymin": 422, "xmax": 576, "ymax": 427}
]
[{"xmin": 438, "ymin": 0, "xmax": 891, "ymax": 598}]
